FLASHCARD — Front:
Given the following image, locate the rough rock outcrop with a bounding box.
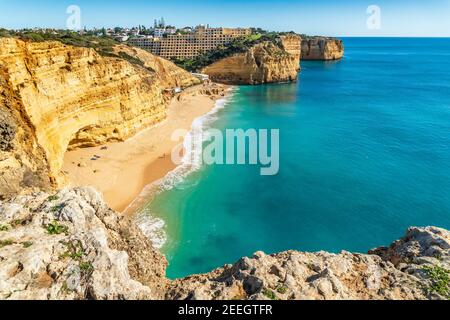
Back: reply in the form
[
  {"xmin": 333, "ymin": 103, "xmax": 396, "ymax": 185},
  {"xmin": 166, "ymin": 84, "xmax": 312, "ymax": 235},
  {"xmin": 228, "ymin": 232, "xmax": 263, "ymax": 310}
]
[
  {"xmin": 0, "ymin": 187, "xmax": 167, "ymax": 299},
  {"xmin": 1, "ymin": 189, "xmax": 448, "ymax": 300},
  {"xmin": 0, "ymin": 38, "xmax": 200, "ymax": 197},
  {"xmin": 202, "ymin": 35, "xmax": 301, "ymax": 85},
  {"xmin": 302, "ymin": 37, "xmax": 344, "ymax": 60},
  {"xmin": 167, "ymin": 227, "xmax": 449, "ymax": 300}
]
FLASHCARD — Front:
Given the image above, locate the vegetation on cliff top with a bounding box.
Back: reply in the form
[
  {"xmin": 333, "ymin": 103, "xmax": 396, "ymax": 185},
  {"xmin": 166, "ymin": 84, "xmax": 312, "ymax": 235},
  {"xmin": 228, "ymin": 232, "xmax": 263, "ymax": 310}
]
[
  {"xmin": 0, "ymin": 29, "xmax": 155, "ymax": 72},
  {"xmin": 173, "ymin": 31, "xmax": 297, "ymax": 72},
  {"xmin": 1, "ymin": 29, "xmax": 117, "ymax": 51},
  {"xmin": 423, "ymin": 265, "xmax": 450, "ymax": 299}
]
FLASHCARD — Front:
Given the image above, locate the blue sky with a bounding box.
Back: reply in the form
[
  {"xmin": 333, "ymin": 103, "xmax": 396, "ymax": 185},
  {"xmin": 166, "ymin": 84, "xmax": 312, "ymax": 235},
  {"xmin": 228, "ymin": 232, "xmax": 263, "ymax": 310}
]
[{"xmin": 1, "ymin": 0, "xmax": 449, "ymax": 37}]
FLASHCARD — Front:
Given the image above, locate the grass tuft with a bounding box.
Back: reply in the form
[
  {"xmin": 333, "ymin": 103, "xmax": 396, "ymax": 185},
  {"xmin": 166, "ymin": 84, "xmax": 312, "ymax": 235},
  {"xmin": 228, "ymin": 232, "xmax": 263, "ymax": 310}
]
[
  {"xmin": 263, "ymin": 289, "xmax": 278, "ymax": 300},
  {"xmin": 423, "ymin": 265, "xmax": 450, "ymax": 299},
  {"xmin": 47, "ymin": 195, "xmax": 59, "ymax": 202},
  {"xmin": 0, "ymin": 239, "xmax": 14, "ymax": 248},
  {"xmin": 60, "ymin": 241, "xmax": 85, "ymax": 261},
  {"xmin": 45, "ymin": 221, "xmax": 69, "ymax": 235},
  {"xmin": 80, "ymin": 261, "xmax": 94, "ymax": 275},
  {"xmin": 276, "ymin": 285, "xmax": 288, "ymax": 294},
  {"xmin": 22, "ymin": 241, "xmax": 33, "ymax": 248}
]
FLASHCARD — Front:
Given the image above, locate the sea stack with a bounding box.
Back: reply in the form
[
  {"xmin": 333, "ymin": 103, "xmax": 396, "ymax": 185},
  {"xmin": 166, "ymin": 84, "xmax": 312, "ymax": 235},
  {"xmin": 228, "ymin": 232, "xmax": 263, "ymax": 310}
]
[{"xmin": 301, "ymin": 37, "xmax": 344, "ymax": 60}]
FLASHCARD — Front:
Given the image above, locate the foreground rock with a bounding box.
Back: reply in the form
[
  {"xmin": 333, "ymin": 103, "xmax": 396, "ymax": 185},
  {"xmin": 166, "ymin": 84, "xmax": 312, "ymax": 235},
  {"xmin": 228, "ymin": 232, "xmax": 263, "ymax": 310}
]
[
  {"xmin": 301, "ymin": 37, "xmax": 344, "ymax": 60},
  {"xmin": 0, "ymin": 187, "xmax": 167, "ymax": 299},
  {"xmin": 167, "ymin": 227, "xmax": 449, "ymax": 300},
  {"xmin": 202, "ymin": 35, "xmax": 301, "ymax": 85},
  {"xmin": 1, "ymin": 188, "xmax": 449, "ymax": 300},
  {"xmin": 0, "ymin": 38, "xmax": 199, "ymax": 198}
]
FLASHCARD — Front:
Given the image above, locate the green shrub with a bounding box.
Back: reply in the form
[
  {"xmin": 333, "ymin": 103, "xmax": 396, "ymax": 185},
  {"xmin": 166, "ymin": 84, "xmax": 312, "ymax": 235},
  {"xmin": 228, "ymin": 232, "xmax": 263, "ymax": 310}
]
[
  {"xmin": 21, "ymin": 33, "xmax": 45, "ymax": 42},
  {"xmin": 47, "ymin": 195, "xmax": 59, "ymax": 201},
  {"xmin": 276, "ymin": 285, "xmax": 288, "ymax": 294},
  {"xmin": 0, "ymin": 225, "xmax": 10, "ymax": 232},
  {"xmin": 0, "ymin": 28, "xmax": 12, "ymax": 37},
  {"xmin": 263, "ymin": 289, "xmax": 278, "ymax": 300},
  {"xmin": 80, "ymin": 261, "xmax": 94, "ymax": 275},
  {"xmin": 423, "ymin": 265, "xmax": 450, "ymax": 298},
  {"xmin": 60, "ymin": 240, "xmax": 85, "ymax": 261},
  {"xmin": 0, "ymin": 239, "xmax": 14, "ymax": 248},
  {"xmin": 45, "ymin": 221, "xmax": 69, "ymax": 235},
  {"xmin": 22, "ymin": 241, "xmax": 33, "ymax": 248}
]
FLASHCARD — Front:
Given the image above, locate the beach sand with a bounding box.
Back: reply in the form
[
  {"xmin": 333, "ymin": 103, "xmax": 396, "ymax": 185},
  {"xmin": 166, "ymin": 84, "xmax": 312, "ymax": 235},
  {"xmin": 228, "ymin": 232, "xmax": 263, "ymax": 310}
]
[{"xmin": 62, "ymin": 84, "xmax": 229, "ymax": 213}]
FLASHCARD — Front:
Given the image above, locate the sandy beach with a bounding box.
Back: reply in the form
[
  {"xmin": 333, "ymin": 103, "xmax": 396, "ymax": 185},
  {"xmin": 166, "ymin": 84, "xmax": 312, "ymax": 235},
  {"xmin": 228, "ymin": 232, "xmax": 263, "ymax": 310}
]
[{"xmin": 62, "ymin": 83, "xmax": 229, "ymax": 213}]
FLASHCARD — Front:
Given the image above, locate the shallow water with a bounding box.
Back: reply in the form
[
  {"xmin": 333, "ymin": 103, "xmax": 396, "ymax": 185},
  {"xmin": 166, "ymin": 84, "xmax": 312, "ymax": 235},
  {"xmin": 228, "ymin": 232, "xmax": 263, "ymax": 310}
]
[{"xmin": 144, "ymin": 38, "xmax": 450, "ymax": 279}]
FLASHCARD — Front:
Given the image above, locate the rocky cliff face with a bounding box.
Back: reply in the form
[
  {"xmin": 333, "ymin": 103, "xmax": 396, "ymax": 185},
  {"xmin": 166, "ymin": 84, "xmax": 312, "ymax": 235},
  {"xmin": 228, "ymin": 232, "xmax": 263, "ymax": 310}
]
[
  {"xmin": 202, "ymin": 35, "xmax": 301, "ymax": 85},
  {"xmin": 0, "ymin": 78, "xmax": 51, "ymax": 199},
  {"xmin": 1, "ymin": 187, "xmax": 448, "ymax": 300},
  {"xmin": 302, "ymin": 37, "xmax": 344, "ymax": 60},
  {"xmin": 0, "ymin": 38, "xmax": 199, "ymax": 198},
  {"xmin": 279, "ymin": 35, "xmax": 302, "ymax": 62}
]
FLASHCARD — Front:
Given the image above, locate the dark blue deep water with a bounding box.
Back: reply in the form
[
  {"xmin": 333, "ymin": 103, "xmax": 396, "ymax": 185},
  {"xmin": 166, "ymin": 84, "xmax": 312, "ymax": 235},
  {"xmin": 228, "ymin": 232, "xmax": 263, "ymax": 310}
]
[{"xmin": 147, "ymin": 38, "xmax": 450, "ymax": 279}]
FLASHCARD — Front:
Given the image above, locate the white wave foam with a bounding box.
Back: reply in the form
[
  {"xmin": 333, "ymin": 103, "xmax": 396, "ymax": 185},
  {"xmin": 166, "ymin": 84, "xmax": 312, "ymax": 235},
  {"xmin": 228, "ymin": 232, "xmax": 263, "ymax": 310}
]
[
  {"xmin": 130, "ymin": 88, "xmax": 236, "ymax": 248},
  {"xmin": 135, "ymin": 211, "xmax": 167, "ymax": 249},
  {"xmin": 159, "ymin": 93, "xmax": 232, "ymax": 191}
]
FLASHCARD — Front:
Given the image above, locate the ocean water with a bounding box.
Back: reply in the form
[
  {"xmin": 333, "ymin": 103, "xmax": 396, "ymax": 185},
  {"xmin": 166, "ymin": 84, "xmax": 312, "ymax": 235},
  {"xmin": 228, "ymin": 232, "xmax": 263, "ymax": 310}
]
[{"xmin": 143, "ymin": 38, "xmax": 450, "ymax": 279}]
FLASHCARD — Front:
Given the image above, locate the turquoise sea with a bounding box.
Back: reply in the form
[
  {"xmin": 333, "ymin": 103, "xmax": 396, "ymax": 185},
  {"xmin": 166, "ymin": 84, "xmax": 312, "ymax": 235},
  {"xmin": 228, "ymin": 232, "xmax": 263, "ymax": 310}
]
[{"xmin": 144, "ymin": 38, "xmax": 450, "ymax": 279}]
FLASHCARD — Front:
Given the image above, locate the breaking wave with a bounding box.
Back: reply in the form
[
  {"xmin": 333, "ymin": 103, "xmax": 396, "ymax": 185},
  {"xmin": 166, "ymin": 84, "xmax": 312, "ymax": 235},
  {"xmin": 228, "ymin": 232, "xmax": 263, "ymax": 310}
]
[{"xmin": 127, "ymin": 88, "xmax": 236, "ymax": 249}]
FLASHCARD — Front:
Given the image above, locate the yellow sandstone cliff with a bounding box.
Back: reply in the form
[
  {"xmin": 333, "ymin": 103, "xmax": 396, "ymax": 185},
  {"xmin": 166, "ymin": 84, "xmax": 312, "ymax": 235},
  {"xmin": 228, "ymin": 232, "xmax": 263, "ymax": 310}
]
[
  {"xmin": 202, "ymin": 35, "xmax": 301, "ymax": 85},
  {"xmin": 0, "ymin": 38, "xmax": 199, "ymax": 197},
  {"xmin": 301, "ymin": 37, "xmax": 344, "ymax": 60}
]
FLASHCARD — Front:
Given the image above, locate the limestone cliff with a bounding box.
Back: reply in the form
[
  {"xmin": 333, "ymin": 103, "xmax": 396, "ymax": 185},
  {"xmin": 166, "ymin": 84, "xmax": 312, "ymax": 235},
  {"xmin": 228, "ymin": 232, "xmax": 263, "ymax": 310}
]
[
  {"xmin": 0, "ymin": 38, "xmax": 200, "ymax": 198},
  {"xmin": 0, "ymin": 187, "xmax": 448, "ymax": 300},
  {"xmin": 302, "ymin": 37, "xmax": 344, "ymax": 60},
  {"xmin": 202, "ymin": 35, "xmax": 301, "ymax": 85},
  {"xmin": 0, "ymin": 74, "xmax": 51, "ymax": 199}
]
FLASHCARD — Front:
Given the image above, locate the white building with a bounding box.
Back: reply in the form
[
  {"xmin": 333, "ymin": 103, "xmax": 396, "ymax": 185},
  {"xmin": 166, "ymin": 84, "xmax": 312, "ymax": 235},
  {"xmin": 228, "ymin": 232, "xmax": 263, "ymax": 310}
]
[
  {"xmin": 154, "ymin": 28, "xmax": 166, "ymax": 38},
  {"xmin": 114, "ymin": 35, "xmax": 129, "ymax": 42},
  {"xmin": 181, "ymin": 27, "xmax": 193, "ymax": 33},
  {"xmin": 166, "ymin": 28, "xmax": 177, "ymax": 35}
]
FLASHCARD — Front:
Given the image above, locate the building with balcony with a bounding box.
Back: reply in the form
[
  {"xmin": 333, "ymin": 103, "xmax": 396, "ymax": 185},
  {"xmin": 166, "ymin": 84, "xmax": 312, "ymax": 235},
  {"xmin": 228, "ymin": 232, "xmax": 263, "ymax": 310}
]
[{"xmin": 129, "ymin": 25, "xmax": 252, "ymax": 60}]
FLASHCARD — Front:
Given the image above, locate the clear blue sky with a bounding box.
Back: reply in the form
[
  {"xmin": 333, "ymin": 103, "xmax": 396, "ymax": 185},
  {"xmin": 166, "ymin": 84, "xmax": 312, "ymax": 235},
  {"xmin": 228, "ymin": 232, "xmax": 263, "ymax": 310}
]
[{"xmin": 1, "ymin": 0, "xmax": 449, "ymax": 37}]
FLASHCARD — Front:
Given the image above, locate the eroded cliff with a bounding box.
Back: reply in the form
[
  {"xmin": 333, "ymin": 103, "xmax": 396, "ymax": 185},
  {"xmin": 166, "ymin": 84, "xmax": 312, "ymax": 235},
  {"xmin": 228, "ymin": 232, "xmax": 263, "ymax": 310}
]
[
  {"xmin": 302, "ymin": 37, "xmax": 344, "ymax": 60},
  {"xmin": 0, "ymin": 38, "xmax": 200, "ymax": 198},
  {"xmin": 0, "ymin": 187, "xmax": 448, "ymax": 300},
  {"xmin": 202, "ymin": 35, "xmax": 301, "ymax": 85}
]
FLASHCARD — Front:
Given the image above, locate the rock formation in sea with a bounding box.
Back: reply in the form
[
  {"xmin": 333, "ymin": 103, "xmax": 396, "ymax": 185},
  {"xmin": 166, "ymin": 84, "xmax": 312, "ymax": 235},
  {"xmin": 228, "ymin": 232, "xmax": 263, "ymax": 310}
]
[
  {"xmin": 0, "ymin": 187, "xmax": 448, "ymax": 300},
  {"xmin": 202, "ymin": 35, "xmax": 302, "ymax": 85},
  {"xmin": 301, "ymin": 37, "xmax": 344, "ymax": 60},
  {"xmin": 0, "ymin": 38, "xmax": 200, "ymax": 198}
]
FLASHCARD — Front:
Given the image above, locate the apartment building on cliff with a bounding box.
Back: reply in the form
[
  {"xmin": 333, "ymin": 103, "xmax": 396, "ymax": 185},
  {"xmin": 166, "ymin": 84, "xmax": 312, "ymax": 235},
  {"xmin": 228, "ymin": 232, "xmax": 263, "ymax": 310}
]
[{"xmin": 128, "ymin": 25, "xmax": 251, "ymax": 60}]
